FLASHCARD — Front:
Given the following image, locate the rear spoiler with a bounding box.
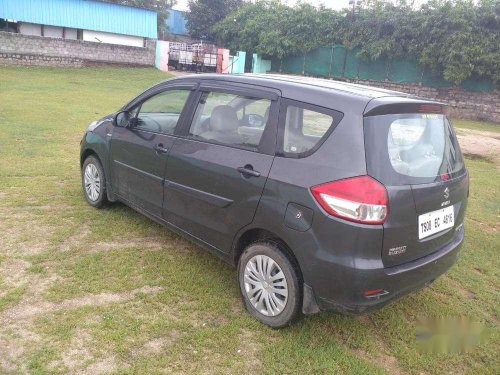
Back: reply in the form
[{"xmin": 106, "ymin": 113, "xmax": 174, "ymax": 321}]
[{"xmin": 364, "ymin": 96, "xmax": 446, "ymax": 117}]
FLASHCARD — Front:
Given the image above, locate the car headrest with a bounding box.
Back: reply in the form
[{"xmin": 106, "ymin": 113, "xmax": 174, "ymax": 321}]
[{"xmin": 210, "ymin": 105, "xmax": 239, "ymax": 132}]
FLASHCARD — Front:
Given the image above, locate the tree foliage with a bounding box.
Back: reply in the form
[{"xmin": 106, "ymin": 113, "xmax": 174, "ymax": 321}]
[
  {"xmin": 185, "ymin": 0, "xmax": 243, "ymax": 42},
  {"xmin": 213, "ymin": 0, "xmax": 500, "ymax": 84}
]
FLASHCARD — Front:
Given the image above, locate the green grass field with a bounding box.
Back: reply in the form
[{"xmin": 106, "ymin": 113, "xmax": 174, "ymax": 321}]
[
  {"xmin": 0, "ymin": 66, "xmax": 498, "ymax": 374},
  {"xmin": 452, "ymin": 119, "xmax": 500, "ymax": 133}
]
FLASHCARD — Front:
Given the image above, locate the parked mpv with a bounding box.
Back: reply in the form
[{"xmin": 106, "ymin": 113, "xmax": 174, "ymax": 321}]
[{"xmin": 80, "ymin": 74, "xmax": 468, "ymax": 327}]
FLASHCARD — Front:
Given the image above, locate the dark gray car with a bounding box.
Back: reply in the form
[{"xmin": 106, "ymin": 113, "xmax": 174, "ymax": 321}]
[{"xmin": 80, "ymin": 74, "xmax": 468, "ymax": 327}]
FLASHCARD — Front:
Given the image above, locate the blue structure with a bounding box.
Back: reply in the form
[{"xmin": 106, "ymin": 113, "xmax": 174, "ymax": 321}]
[
  {"xmin": 0, "ymin": 0, "xmax": 157, "ymax": 38},
  {"xmin": 165, "ymin": 9, "xmax": 188, "ymax": 36},
  {"xmin": 252, "ymin": 53, "xmax": 271, "ymax": 74}
]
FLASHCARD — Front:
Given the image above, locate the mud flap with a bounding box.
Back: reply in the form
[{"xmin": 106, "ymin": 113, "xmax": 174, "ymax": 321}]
[{"xmin": 302, "ymin": 283, "xmax": 321, "ymax": 314}]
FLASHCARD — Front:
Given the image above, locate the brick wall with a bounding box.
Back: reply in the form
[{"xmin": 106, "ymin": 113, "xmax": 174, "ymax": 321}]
[
  {"xmin": 0, "ymin": 31, "xmax": 156, "ymax": 67},
  {"xmin": 350, "ymin": 79, "xmax": 500, "ymax": 123}
]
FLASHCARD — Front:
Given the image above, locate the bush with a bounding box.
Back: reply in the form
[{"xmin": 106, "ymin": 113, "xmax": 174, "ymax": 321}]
[{"xmin": 213, "ymin": 0, "xmax": 500, "ymax": 85}]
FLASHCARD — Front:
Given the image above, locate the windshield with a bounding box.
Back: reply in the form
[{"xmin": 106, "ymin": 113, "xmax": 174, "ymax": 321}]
[{"xmin": 364, "ymin": 114, "xmax": 465, "ymax": 185}]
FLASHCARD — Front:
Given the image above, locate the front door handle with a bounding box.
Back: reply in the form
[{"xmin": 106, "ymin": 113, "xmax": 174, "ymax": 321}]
[
  {"xmin": 154, "ymin": 144, "xmax": 169, "ymax": 154},
  {"xmin": 237, "ymin": 165, "xmax": 261, "ymax": 177}
]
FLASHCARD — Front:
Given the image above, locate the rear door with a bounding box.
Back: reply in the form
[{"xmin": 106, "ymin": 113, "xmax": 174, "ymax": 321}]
[
  {"xmin": 364, "ymin": 109, "xmax": 468, "ymax": 267},
  {"xmin": 109, "ymin": 85, "xmax": 194, "ymax": 217},
  {"xmin": 163, "ymin": 83, "xmax": 280, "ymax": 252}
]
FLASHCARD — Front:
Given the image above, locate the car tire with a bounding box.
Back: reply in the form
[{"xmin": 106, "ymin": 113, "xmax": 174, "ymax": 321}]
[
  {"xmin": 238, "ymin": 241, "xmax": 302, "ymax": 328},
  {"xmin": 82, "ymin": 155, "xmax": 108, "ymax": 208}
]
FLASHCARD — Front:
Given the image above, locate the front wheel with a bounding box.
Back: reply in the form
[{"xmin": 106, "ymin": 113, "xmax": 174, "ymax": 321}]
[
  {"xmin": 82, "ymin": 155, "xmax": 108, "ymax": 208},
  {"xmin": 238, "ymin": 242, "xmax": 302, "ymax": 328}
]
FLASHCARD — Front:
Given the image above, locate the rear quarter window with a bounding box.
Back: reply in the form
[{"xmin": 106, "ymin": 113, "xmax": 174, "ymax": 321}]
[{"xmin": 279, "ymin": 99, "xmax": 343, "ymax": 158}]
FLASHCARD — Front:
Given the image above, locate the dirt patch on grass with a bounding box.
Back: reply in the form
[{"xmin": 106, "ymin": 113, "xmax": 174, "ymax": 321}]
[
  {"xmin": 80, "ymin": 357, "xmax": 118, "ymax": 375},
  {"xmin": 0, "ymin": 277, "xmax": 163, "ymax": 373},
  {"xmin": 0, "ymin": 218, "xmax": 54, "ymax": 256},
  {"xmin": 58, "ymin": 329, "xmax": 94, "ymax": 370},
  {"xmin": 235, "ymin": 328, "xmax": 262, "ymax": 373},
  {"xmin": 143, "ymin": 335, "xmax": 177, "ymax": 353},
  {"xmin": 92, "ymin": 237, "xmax": 166, "ymax": 252},
  {"xmin": 59, "ymin": 226, "xmax": 91, "ymax": 252},
  {"xmin": 467, "ymin": 218, "xmax": 499, "ymax": 233},
  {"xmin": 352, "ymin": 346, "xmax": 403, "ymax": 375},
  {"xmin": 443, "ymin": 275, "xmax": 476, "ymax": 300},
  {"xmin": 0, "ymin": 259, "xmax": 30, "ymax": 288},
  {"xmin": 0, "ymin": 268, "xmax": 60, "ymax": 372},
  {"xmin": 0, "ymin": 323, "xmax": 43, "ymax": 373},
  {"xmin": 3, "ymin": 285, "xmax": 164, "ymax": 320},
  {"xmin": 335, "ymin": 316, "xmax": 407, "ymax": 375},
  {"xmin": 133, "ymin": 330, "xmax": 181, "ymax": 356},
  {"xmin": 473, "ymin": 267, "xmax": 486, "ymax": 275},
  {"xmin": 48, "ymin": 329, "xmax": 119, "ymax": 374},
  {"xmin": 456, "ymin": 129, "xmax": 500, "ymax": 166}
]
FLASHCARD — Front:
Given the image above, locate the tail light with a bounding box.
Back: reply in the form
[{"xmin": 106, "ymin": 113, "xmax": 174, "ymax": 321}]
[{"xmin": 310, "ymin": 176, "xmax": 388, "ymax": 224}]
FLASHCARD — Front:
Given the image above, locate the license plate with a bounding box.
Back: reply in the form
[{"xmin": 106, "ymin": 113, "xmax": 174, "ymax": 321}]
[{"xmin": 418, "ymin": 206, "xmax": 454, "ymax": 239}]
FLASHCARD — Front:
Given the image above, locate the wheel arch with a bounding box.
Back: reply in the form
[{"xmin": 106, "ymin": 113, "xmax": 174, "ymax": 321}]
[
  {"xmin": 80, "ymin": 148, "xmax": 99, "ymax": 168},
  {"xmin": 232, "ymin": 228, "xmax": 303, "ymax": 281},
  {"xmin": 80, "ymin": 147, "xmax": 115, "ymax": 202}
]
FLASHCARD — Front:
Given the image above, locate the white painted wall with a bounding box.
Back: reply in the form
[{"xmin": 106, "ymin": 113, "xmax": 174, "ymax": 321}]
[
  {"xmin": 65, "ymin": 28, "xmax": 78, "ymax": 40},
  {"xmin": 44, "ymin": 25, "xmax": 63, "ymax": 38},
  {"xmin": 82, "ymin": 30, "xmax": 144, "ymax": 47},
  {"xmin": 19, "ymin": 23, "xmax": 42, "ymax": 36}
]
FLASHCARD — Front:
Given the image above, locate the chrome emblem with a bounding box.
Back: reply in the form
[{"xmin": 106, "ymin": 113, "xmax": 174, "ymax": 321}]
[
  {"xmin": 388, "ymin": 245, "xmax": 407, "ymax": 256},
  {"xmin": 443, "ymin": 187, "xmax": 450, "ymax": 199}
]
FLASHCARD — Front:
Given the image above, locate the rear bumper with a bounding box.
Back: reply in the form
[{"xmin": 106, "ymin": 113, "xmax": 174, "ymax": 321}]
[{"xmin": 314, "ymin": 224, "xmax": 464, "ymax": 315}]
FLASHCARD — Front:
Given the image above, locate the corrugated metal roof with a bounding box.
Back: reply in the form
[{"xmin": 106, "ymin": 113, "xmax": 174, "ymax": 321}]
[
  {"xmin": 94, "ymin": 0, "xmax": 156, "ymax": 11},
  {"xmin": 165, "ymin": 9, "xmax": 188, "ymax": 36},
  {"xmin": 0, "ymin": 0, "xmax": 157, "ymax": 38}
]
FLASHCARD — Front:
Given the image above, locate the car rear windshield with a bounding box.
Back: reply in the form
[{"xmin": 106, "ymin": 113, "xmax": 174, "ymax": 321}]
[{"xmin": 364, "ymin": 113, "xmax": 465, "ymax": 185}]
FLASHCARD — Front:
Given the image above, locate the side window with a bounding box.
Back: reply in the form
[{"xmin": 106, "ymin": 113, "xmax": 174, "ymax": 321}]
[
  {"xmin": 282, "ymin": 101, "xmax": 341, "ymax": 156},
  {"xmin": 135, "ymin": 89, "xmax": 190, "ymax": 134},
  {"xmin": 188, "ymin": 91, "xmax": 272, "ymax": 150}
]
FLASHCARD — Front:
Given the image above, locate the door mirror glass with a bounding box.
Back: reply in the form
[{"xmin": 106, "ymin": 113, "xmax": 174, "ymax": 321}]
[
  {"xmin": 115, "ymin": 111, "xmax": 131, "ymax": 127},
  {"xmin": 245, "ymin": 113, "xmax": 265, "ymax": 127}
]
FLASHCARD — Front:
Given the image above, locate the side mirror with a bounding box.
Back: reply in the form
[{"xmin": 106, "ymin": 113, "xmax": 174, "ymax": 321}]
[
  {"xmin": 115, "ymin": 111, "xmax": 131, "ymax": 127},
  {"xmin": 247, "ymin": 114, "xmax": 265, "ymax": 127}
]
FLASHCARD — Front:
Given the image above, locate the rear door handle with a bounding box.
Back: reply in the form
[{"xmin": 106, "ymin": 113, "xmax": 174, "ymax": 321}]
[
  {"xmin": 237, "ymin": 165, "xmax": 261, "ymax": 177},
  {"xmin": 154, "ymin": 144, "xmax": 169, "ymax": 154}
]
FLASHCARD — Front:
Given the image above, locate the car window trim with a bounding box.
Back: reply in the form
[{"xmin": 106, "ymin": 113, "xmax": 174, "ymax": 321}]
[
  {"xmin": 277, "ymin": 98, "xmax": 344, "ymax": 158},
  {"xmin": 198, "ymin": 82, "xmax": 279, "ymax": 101},
  {"xmin": 175, "ymin": 83, "xmax": 281, "ymax": 156},
  {"xmin": 124, "ymin": 82, "xmax": 198, "ymax": 111}
]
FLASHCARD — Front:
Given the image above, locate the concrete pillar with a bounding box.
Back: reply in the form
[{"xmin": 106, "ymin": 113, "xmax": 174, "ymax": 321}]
[{"xmin": 156, "ymin": 40, "xmax": 169, "ymax": 72}]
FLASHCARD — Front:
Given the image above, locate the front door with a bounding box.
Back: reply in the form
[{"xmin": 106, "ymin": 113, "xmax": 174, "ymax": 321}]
[
  {"xmin": 163, "ymin": 85, "xmax": 279, "ymax": 252},
  {"xmin": 109, "ymin": 88, "xmax": 192, "ymax": 217}
]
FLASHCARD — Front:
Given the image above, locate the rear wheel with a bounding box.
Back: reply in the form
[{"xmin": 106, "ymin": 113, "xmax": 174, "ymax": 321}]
[
  {"xmin": 82, "ymin": 155, "xmax": 108, "ymax": 208},
  {"xmin": 238, "ymin": 242, "xmax": 302, "ymax": 328}
]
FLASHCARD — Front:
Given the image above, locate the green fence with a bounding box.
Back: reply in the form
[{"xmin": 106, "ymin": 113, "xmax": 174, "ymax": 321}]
[{"xmin": 270, "ymin": 45, "xmax": 496, "ymax": 92}]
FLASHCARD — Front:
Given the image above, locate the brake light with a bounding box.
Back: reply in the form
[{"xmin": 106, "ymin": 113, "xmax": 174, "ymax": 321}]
[
  {"xmin": 440, "ymin": 173, "xmax": 450, "ymax": 181},
  {"xmin": 310, "ymin": 176, "xmax": 388, "ymax": 224},
  {"xmin": 418, "ymin": 104, "xmax": 442, "ymax": 113}
]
